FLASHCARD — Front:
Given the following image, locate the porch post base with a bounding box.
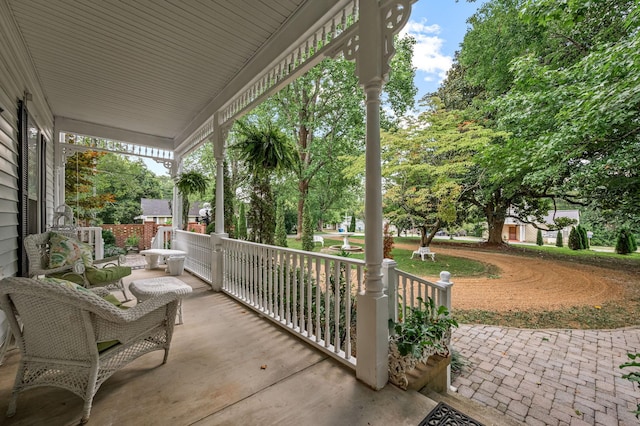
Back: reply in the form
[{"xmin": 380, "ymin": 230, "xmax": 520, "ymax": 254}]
[
  {"xmin": 210, "ymin": 233, "xmax": 228, "ymax": 292},
  {"xmin": 356, "ymin": 291, "xmax": 389, "ymax": 390}
]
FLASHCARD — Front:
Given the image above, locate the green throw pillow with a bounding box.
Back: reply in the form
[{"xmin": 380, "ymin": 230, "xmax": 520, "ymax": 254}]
[{"xmin": 48, "ymin": 232, "xmax": 93, "ymax": 269}]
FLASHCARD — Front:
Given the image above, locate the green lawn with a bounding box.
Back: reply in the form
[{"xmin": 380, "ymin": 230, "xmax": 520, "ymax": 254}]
[{"xmin": 287, "ymin": 236, "xmax": 496, "ymax": 278}]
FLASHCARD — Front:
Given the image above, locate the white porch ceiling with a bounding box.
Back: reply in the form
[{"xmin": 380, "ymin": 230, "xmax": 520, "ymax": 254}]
[{"xmin": 7, "ymin": 0, "xmax": 344, "ymax": 151}]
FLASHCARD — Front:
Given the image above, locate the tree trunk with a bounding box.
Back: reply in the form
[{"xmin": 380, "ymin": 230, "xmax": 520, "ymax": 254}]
[
  {"xmin": 484, "ymin": 200, "xmax": 508, "ymax": 245},
  {"xmin": 419, "ymin": 219, "xmax": 441, "ymax": 247},
  {"xmin": 296, "ymin": 179, "xmax": 309, "ymax": 239}
]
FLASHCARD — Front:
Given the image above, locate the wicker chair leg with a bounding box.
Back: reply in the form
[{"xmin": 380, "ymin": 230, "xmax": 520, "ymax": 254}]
[
  {"xmin": 7, "ymin": 393, "xmax": 17, "ymax": 417},
  {"xmin": 118, "ymin": 280, "xmax": 130, "ymax": 302}
]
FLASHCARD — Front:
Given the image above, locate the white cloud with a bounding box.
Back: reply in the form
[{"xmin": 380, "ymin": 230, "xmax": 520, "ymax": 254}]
[{"xmin": 401, "ymin": 18, "xmax": 452, "ymax": 87}]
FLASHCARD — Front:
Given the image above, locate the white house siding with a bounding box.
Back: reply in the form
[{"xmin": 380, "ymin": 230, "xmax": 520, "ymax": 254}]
[{"xmin": 0, "ymin": 0, "xmax": 55, "ymax": 278}]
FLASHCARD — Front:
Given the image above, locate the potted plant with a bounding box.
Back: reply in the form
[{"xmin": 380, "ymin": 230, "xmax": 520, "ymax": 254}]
[
  {"xmin": 388, "ymin": 296, "xmax": 458, "ymax": 390},
  {"xmin": 125, "ymin": 235, "xmax": 140, "ymax": 253}
]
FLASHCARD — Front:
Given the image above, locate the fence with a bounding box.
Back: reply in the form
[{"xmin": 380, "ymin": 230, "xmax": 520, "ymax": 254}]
[{"xmin": 221, "ymin": 238, "xmax": 364, "ymax": 368}]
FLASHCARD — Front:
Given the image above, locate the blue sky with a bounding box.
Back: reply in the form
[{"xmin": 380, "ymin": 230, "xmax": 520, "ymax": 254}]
[{"xmin": 401, "ymin": 0, "xmax": 484, "ymax": 100}]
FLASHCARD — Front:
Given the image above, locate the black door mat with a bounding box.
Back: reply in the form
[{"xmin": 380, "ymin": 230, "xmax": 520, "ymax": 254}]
[{"xmin": 418, "ymin": 401, "xmax": 485, "ymax": 426}]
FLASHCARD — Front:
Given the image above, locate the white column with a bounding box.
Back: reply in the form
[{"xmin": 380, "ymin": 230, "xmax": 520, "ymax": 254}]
[
  {"xmin": 211, "ymin": 116, "xmax": 229, "ymax": 291},
  {"xmin": 355, "ymin": 0, "xmax": 412, "ymax": 390},
  {"xmin": 172, "ymin": 158, "xmax": 183, "ymax": 230}
]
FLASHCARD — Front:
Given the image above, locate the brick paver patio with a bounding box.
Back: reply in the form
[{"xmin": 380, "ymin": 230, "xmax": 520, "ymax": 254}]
[{"xmin": 452, "ymin": 325, "xmax": 640, "ymax": 425}]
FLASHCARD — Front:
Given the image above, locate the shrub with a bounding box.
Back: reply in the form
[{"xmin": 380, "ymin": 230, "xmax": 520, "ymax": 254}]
[
  {"xmin": 630, "ymin": 233, "xmax": 638, "ymax": 253},
  {"xmin": 125, "ymin": 235, "xmax": 140, "ymax": 247},
  {"xmin": 383, "ymin": 222, "xmax": 394, "ymax": 259},
  {"xmin": 556, "ymin": 230, "xmax": 563, "ymax": 247},
  {"xmin": 275, "ymin": 199, "xmax": 287, "ymax": 247},
  {"xmin": 104, "ymin": 245, "xmax": 125, "ymax": 257},
  {"xmin": 616, "ymin": 228, "xmax": 633, "ymax": 255},
  {"xmin": 349, "ymin": 213, "xmax": 356, "ymax": 233},
  {"xmin": 568, "ymin": 226, "xmax": 581, "ymax": 250},
  {"xmin": 102, "ymin": 229, "xmax": 116, "ymax": 246},
  {"xmin": 205, "ymin": 222, "xmax": 215, "ymax": 234},
  {"xmin": 578, "ymin": 225, "xmax": 589, "ymax": 249},
  {"xmin": 237, "ymin": 203, "xmax": 247, "ymax": 240},
  {"xmin": 536, "ymin": 229, "xmax": 543, "ymax": 246}
]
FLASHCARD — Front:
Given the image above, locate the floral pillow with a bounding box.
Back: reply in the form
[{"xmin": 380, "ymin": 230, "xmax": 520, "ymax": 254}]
[{"xmin": 48, "ymin": 232, "xmax": 93, "ymax": 269}]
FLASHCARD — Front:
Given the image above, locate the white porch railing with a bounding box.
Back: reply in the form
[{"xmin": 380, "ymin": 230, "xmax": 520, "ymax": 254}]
[
  {"xmin": 384, "ymin": 260, "xmax": 453, "ymax": 324},
  {"xmin": 221, "ymin": 238, "xmax": 364, "ymax": 368},
  {"xmin": 76, "ymin": 226, "xmax": 104, "ymax": 260},
  {"xmin": 151, "ymin": 226, "xmax": 174, "ymax": 249},
  {"xmin": 173, "ymin": 230, "xmax": 212, "ymax": 283}
]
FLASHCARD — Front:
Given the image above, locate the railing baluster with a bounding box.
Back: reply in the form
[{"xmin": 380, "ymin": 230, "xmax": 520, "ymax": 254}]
[
  {"xmin": 333, "ymin": 260, "xmax": 341, "ymax": 353},
  {"xmin": 315, "ymin": 257, "xmax": 321, "ymax": 342},
  {"xmin": 324, "ymin": 258, "xmax": 330, "ymax": 348},
  {"xmin": 292, "ymin": 253, "xmax": 298, "ymax": 330}
]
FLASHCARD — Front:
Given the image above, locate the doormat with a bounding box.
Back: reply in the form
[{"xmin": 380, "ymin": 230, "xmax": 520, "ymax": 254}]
[{"xmin": 418, "ymin": 402, "xmax": 484, "ymax": 426}]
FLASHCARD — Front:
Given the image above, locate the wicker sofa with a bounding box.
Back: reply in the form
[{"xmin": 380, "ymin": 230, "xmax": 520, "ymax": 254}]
[
  {"xmin": 0, "ymin": 276, "xmax": 181, "ymax": 423},
  {"xmin": 24, "ymin": 231, "xmax": 132, "ymax": 301}
]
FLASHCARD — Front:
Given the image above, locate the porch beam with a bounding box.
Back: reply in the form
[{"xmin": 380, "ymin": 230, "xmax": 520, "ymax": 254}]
[{"xmin": 55, "ymin": 117, "xmax": 174, "ymax": 151}]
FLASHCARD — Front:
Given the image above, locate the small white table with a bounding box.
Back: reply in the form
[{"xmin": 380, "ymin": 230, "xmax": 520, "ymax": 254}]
[
  {"xmin": 139, "ymin": 249, "xmax": 187, "ymax": 270},
  {"xmin": 129, "ymin": 276, "xmax": 192, "ymax": 324}
]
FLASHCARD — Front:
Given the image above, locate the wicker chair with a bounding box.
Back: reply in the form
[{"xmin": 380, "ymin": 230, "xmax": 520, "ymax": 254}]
[
  {"xmin": 0, "ymin": 276, "xmax": 181, "ymax": 423},
  {"xmin": 24, "ymin": 232, "xmax": 132, "ymax": 300}
]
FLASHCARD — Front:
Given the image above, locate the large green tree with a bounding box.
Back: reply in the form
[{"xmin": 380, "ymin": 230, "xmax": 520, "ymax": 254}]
[
  {"xmin": 382, "ymin": 99, "xmax": 504, "ymax": 246},
  {"xmin": 252, "ymin": 35, "xmax": 417, "ymax": 238},
  {"xmin": 93, "ymin": 154, "xmax": 163, "ymax": 224},
  {"xmin": 493, "ymin": 0, "xmax": 640, "ymax": 221}
]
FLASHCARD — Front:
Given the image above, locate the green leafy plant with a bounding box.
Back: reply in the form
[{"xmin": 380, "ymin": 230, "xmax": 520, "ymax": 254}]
[
  {"xmin": 125, "ymin": 235, "xmax": 140, "ymax": 247},
  {"xmin": 556, "ymin": 230, "xmax": 563, "ymax": 247},
  {"xmin": 392, "ymin": 296, "xmax": 458, "ymax": 358},
  {"xmin": 536, "ymin": 229, "xmax": 543, "ymax": 246},
  {"xmin": 620, "ymin": 353, "xmax": 640, "ymax": 418}
]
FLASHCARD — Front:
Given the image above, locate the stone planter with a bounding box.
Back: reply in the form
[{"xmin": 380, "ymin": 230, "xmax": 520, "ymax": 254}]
[{"xmin": 388, "ymin": 330, "xmax": 452, "ymax": 391}]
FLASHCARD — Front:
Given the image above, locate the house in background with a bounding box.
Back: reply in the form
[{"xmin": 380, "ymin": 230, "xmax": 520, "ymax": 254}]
[
  {"xmin": 502, "ymin": 209, "xmax": 580, "ymax": 244},
  {"xmin": 137, "ymin": 198, "xmax": 204, "ymax": 225}
]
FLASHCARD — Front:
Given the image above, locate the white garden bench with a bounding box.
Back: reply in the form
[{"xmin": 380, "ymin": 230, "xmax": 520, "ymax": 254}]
[
  {"xmin": 411, "ymin": 246, "xmax": 436, "ymax": 262},
  {"xmin": 313, "ymin": 235, "xmax": 324, "ymax": 247}
]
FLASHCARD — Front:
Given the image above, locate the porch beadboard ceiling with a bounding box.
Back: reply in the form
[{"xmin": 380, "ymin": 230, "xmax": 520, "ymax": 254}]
[{"xmin": 6, "ymin": 0, "xmax": 327, "ymax": 148}]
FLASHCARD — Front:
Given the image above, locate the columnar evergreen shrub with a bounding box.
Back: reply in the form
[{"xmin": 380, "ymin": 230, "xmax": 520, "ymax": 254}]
[
  {"xmin": 237, "ymin": 203, "xmax": 247, "ymax": 240},
  {"xmin": 630, "ymin": 233, "xmax": 638, "ymax": 253},
  {"xmin": 349, "ymin": 214, "xmax": 356, "ymax": 233},
  {"xmin": 568, "ymin": 226, "xmax": 581, "ymax": 250},
  {"xmin": 556, "ymin": 230, "xmax": 563, "ymax": 247},
  {"xmin": 536, "ymin": 229, "xmax": 543, "ymax": 246},
  {"xmin": 578, "ymin": 225, "xmax": 589, "ymax": 249},
  {"xmin": 275, "ymin": 200, "xmax": 288, "ymax": 247},
  {"xmin": 301, "ymin": 202, "xmax": 314, "ymax": 252},
  {"xmin": 616, "ymin": 228, "xmax": 633, "ymax": 255}
]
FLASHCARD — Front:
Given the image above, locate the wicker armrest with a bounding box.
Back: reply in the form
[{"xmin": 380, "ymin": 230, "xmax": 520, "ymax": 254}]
[{"xmin": 93, "ymin": 254, "xmax": 126, "ymax": 268}]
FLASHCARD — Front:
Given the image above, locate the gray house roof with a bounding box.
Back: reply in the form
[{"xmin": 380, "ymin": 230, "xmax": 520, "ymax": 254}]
[
  {"xmin": 542, "ymin": 210, "xmax": 580, "ymax": 225},
  {"xmin": 141, "ymin": 198, "xmax": 203, "ymax": 217}
]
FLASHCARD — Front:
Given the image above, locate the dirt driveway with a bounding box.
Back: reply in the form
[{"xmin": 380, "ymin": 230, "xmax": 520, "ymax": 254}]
[{"xmin": 385, "ymin": 241, "xmax": 638, "ymax": 312}]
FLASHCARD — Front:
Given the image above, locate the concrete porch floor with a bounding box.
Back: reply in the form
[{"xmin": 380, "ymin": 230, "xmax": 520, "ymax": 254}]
[{"xmin": 0, "ymin": 266, "xmax": 441, "ymax": 425}]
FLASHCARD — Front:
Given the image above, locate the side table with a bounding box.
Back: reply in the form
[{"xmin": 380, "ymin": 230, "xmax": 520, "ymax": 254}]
[{"xmin": 129, "ymin": 276, "xmax": 192, "ymax": 324}]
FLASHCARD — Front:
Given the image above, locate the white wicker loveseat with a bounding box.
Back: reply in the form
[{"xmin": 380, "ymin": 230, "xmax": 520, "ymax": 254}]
[
  {"xmin": 24, "ymin": 231, "xmax": 132, "ymax": 301},
  {"xmin": 0, "ymin": 276, "xmax": 181, "ymax": 424}
]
